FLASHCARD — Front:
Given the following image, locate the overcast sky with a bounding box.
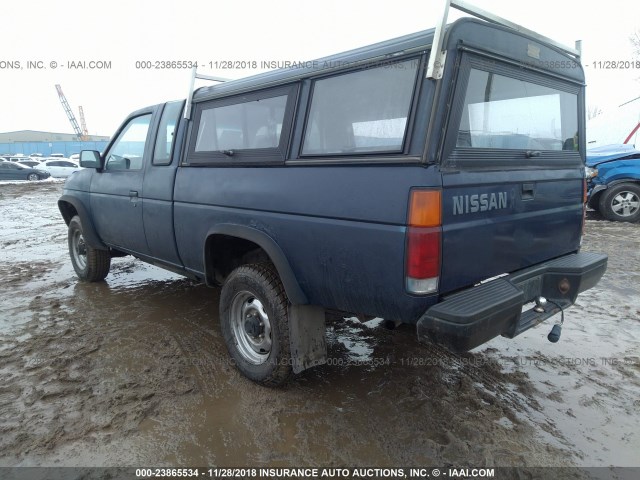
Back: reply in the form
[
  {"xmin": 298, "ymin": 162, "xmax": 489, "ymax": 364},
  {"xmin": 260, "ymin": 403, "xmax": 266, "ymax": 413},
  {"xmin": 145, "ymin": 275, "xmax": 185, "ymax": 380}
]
[{"xmin": 1, "ymin": 0, "xmax": 638, "ymax": 137}]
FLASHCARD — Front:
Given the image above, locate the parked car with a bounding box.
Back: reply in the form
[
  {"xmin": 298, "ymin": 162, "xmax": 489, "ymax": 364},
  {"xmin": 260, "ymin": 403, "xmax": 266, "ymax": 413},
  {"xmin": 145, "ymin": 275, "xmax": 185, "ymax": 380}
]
[
  {"xmin": 69, "ymin": 153, "xmax": 80, "ymax": 160},
  {"xmin": 49, "ymin": 153, "xmax": 66, "ymax": 158},
  {"xmin": 586, "ymin": 144, "xmax": 640, "ymax": 222},
  {"xmin": 39, "ymin": 159, "xmax": 81, "ymax": 178},
  {"xmin": 18, "ymin": 160, "xmax": 43, "ymax": 168},
  {"xmin": 0, "ymin": 162, "xmax": 51, "ymax": 181},
  {"xmin": 30, "ymin": 153, "xmax": 44, "ymax": 158}
]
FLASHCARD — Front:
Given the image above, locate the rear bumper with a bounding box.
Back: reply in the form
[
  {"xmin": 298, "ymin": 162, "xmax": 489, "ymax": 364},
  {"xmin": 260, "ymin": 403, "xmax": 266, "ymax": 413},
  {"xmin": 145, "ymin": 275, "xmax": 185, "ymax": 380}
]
[{"xmin": 417, "ymin": 252, "xmax": 608, "ymax": 351}]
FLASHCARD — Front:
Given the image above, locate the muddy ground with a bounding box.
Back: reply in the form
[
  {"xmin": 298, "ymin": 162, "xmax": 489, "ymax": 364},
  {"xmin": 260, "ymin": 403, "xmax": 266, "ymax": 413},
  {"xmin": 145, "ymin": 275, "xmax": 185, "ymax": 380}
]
[{"xmin": 0, "ymin": 181, "xmax": 638, "ymax": 473}]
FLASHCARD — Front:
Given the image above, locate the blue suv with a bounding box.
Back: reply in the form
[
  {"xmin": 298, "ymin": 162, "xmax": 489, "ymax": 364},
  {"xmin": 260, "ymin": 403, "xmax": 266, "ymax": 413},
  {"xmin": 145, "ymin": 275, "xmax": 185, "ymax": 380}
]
[{"xmin": 586, "ymin": 144, "xmax": 640, "ymax": 222}]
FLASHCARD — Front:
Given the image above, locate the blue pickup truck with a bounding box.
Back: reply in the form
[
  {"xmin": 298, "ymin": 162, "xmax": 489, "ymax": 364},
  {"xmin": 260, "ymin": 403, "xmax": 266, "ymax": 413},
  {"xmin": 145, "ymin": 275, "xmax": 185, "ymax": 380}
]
[
  {"xmin": 586, "ymin": 144, "xmax": 640, "ymax": 222},
  {"xmin": 58, "ymin": 8, "xmax": 607, "ymax": 385}
]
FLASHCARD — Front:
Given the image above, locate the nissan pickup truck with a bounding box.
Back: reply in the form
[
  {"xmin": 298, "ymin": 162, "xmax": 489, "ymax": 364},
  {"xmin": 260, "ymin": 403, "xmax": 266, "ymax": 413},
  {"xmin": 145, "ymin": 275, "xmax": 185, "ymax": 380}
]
[{"xmin": 58, "ymin": 2, "xmax": 607, "ymax": 386}]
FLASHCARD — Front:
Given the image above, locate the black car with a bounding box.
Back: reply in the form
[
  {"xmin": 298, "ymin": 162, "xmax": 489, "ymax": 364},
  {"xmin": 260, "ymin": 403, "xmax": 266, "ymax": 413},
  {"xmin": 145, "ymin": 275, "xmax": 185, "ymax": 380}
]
[
  {"xmin": 0, "ymin": 161, "xmax": 51, "ymax": 181},
  {"xmin": 17, "ymin": 160, "xmax": 43, "ymax": 168}
]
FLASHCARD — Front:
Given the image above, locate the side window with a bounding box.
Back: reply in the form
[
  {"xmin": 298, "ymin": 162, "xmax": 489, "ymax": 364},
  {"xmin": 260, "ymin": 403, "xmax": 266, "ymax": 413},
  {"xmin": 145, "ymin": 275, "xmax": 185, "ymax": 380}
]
[
  {"xmin": 153, "ymin": 101, "xmax": 183, "ymax": 165},
  {"xmin": 189, "ymin": 85, "xmax": 296, "ymax": 164},
  {"xmin": 302, "ymin": 58, "xmax": 419, "ymax": 156},
  {"xmin": 105, "ymin": 114, "xmax": 152, "ymax": 171},
  {"xmin": 195, "ymin": 95, "xmax": 287, "ymax": 152}
]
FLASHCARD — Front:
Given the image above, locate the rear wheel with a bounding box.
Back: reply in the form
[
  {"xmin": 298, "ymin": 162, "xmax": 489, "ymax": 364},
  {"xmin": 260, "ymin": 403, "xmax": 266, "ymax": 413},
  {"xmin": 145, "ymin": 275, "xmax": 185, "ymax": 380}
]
[
  {"xmin": 68, "ymin": 216, "xmax": 111, "ymax": 281},
  {"xmin": 599, "ymin": 183, "xmax": 640, "ymax": 222},
  {"xmin": 219, "ymin": 263, "xmax": 292, "ymax": 386}
]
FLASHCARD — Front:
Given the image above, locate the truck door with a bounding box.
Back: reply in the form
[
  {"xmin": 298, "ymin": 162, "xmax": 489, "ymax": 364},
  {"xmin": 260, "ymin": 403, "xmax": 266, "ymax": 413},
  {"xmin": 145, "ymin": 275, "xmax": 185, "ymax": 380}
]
[
  {"xmin": 438, "ymin": 53, "xmax": 585, "ymax": 294},
  {"xmin": 142, "ymin": 101, "xmax": 184, "ymax": 267},
  {"xmin": 90, "ymin": 112, "xmax": 154, "ymax": 255}
]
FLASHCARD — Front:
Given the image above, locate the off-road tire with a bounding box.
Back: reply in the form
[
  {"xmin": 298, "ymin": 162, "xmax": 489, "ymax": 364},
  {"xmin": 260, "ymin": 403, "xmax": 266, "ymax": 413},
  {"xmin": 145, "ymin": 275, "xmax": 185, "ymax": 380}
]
[
  {"xmin": 68, "ymin": 215, "xmax": 111, "ymax": 281},
  {"xmin": 599, "ymin": 183, "xmax": 640, "ymax": 223},
  {"xmin": 219, "ymin": 263, "xmax": 292, "ymax": 386}
]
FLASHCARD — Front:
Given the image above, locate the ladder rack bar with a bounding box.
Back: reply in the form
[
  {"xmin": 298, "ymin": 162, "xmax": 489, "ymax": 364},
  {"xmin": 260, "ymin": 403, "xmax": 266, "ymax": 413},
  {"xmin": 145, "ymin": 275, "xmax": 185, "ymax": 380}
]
[
  {"xmin": 184, "ymin": 67, "xmax": 231, "ymax": 119},
  {"xmin": 452, "ymin": 0, "xmax": 580, "ymax": 57},
  {"xmin": 426, "ymin": 0, "xmax": 580, "ymax": 79}
]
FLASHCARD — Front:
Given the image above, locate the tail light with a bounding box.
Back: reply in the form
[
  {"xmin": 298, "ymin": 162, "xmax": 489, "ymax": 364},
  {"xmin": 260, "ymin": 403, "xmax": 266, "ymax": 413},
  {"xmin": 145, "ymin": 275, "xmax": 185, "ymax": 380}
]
[{"xmin": 405, "ymin": 189, "xmax": 441, "ymax": 294}]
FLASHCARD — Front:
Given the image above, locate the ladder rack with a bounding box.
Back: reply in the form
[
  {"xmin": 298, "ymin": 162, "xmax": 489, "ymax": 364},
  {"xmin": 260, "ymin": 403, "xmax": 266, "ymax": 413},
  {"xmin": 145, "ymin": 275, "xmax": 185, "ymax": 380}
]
[
  {"xmin": 184, "ymin": 67, "xmax": 231, "ymax": 119},
  {"xmin": 426, "ymin": 0, "xmax": 581, "ymax": 79},
  {"xmin": 183, "ymin": 0, "xmax": 583, "ymax": 116}
]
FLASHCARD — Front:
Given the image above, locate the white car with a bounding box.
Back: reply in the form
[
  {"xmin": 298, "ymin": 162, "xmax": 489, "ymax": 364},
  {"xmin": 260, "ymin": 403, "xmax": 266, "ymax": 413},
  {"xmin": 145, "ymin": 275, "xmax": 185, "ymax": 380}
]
[{"xmin": 38, "ymin": 159, "xmax": 82, "ymax": 178}]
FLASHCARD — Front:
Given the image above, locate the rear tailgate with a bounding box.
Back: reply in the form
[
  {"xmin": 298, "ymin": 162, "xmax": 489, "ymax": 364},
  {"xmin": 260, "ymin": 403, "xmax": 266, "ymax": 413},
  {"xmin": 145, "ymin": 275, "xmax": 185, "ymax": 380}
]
[
  {"xmin": 439, "ymin": 169, "xmax": 583, "ymax": 293},
  {"xmin": 437, "ymin": 52, "xmax": 585, "ymax": 295}
]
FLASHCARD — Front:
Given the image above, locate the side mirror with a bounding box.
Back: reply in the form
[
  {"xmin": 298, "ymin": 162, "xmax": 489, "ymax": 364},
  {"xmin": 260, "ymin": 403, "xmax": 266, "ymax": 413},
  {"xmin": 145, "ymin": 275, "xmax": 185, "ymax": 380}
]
[{"xmin": 80, "ymin": 150, "xmax": 103, "ymax": 169}]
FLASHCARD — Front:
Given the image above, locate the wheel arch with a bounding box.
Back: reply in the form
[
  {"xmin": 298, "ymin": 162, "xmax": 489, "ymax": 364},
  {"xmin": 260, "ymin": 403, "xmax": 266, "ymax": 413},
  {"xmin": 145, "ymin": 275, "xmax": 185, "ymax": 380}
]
[
  {"xmin": 58, "ymin": 195, "xmax": 108, "ymax": 250},
  {"xmin": 607, "ymin": 178, "xmax": 640, "ymax": 188},
  {"xmin": 590, "ymin": 179, "xmax": 640, "ymax": 209},
  {"xmin": 204, "ymin": 224, "xmax": 308, "ymax": 305}
]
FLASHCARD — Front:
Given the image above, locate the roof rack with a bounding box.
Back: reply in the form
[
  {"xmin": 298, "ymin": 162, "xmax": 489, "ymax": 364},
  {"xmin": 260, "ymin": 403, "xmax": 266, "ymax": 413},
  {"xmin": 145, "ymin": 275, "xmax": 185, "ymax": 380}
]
[
  {"xmin": 183, "ymin": 0, "xmax": 582, "ymax": 115},
  {"xmin": 184, "ymin": 68, "xmax": 231, "ymax": 119},
  {"xmin": 426, "ymin": 0, "xmax": 582, "ymax": 79}
]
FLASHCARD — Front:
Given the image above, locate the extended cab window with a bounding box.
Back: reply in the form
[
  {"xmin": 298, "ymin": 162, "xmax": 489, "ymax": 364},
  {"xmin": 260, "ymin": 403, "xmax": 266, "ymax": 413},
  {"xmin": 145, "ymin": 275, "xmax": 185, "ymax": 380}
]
[
  {"xmin": 105, "ymin": 114, "xmax": 152, "ymax": 171},
  {"xmin": 456, "ymin": 69, "xmax": 579, "ymax": 151},
  {"xmin": 302, "ymin": 58, "xmax": 419, "ymax": 156},
  {"xmin": 190, "ymin": 85, "xmax": 296, "ymax": 164}
]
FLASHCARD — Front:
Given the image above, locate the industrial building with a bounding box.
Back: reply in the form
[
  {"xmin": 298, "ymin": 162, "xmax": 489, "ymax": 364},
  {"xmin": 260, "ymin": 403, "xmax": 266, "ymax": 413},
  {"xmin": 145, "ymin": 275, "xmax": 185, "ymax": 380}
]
[
  {"xmin": 0, "ymin": 84, "xmax": 111, "ymax": 157},
  {"xmin": 0, "ymin": 130, "xmax": 110, "ymax": 157}
]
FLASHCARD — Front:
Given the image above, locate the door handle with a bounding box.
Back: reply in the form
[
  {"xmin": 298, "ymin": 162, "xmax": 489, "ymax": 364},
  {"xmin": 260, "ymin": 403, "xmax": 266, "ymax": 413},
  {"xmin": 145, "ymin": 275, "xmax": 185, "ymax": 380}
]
[{"xmin": 129, "ymin": 190, "xmax": 139, "ymax": 198}]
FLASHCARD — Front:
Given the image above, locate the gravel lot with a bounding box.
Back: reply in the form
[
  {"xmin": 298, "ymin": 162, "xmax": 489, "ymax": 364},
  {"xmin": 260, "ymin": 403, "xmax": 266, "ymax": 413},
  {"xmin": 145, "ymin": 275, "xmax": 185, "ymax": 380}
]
[{"xmin": 0, "ymin": 181, "xmax": 638, "ymax": 475}]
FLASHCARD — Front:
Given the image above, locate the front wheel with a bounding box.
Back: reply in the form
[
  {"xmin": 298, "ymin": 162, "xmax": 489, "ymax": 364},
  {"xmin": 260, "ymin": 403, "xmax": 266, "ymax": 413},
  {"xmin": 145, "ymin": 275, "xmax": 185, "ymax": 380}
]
[
  {"xmin": 27, "ymin": 173, "xmax": 39, "ymax": 181},
  {"xmin": 219, "ymin": 263, "xmax": 292, "ymax": 386},
  {"xmin": 68, "ymin": 215, "xmax": 111, "ymax": 281},
  {"xmin": 599, "ymin": 183, "xmax": 640, "ymax": 222}
]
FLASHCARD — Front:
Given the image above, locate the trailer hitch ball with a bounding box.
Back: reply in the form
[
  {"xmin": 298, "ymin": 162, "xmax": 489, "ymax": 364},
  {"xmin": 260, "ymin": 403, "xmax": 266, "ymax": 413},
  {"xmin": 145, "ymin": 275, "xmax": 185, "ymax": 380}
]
[{"xmin": 533, "ymin": 296, "xmax": 547, "ymax": 313}]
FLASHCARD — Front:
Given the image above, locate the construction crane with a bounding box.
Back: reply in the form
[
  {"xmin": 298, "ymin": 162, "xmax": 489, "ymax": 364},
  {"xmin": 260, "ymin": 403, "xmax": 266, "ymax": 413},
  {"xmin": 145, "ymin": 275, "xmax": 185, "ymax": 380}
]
[
  {"xmin": 54, "ymin": 84, "xmax": 88, "ymax": 141},
  {"xmin": 78, "ymin": 106, "xmax": 89, "ymax": 138}
]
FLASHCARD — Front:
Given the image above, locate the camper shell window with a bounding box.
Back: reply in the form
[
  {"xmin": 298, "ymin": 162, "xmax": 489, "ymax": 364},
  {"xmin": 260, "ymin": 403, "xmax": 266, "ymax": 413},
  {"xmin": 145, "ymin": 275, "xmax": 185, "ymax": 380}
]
[
  {"xmin": 189, "ymin": 85, "xmax": 297, "ymax": 164},
  {"xmin": 455, "ymin": 68, "xmax": 579, "ymax": 152},
  {"xmin": 301, "ymin": 58, "xmax": 420, "ymax": 157}
]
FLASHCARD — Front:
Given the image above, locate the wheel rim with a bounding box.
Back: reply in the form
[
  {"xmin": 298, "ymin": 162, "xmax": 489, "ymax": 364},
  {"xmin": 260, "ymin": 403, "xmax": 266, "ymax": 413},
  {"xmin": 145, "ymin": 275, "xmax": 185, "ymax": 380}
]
[
  {"xmin": 611, "ymin": 191, "xmax": 640, "ymax": 217},
  {"xmin": 28, "ymin": 174, "xmax": 38, "ymax": 181},
  {"xmin": 230, "ymin": 290, "xmax": 272, "ymax": 365},
  {"xmin": 71, "ymin": 229, "xmax": 88, "ymax": 270}
]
